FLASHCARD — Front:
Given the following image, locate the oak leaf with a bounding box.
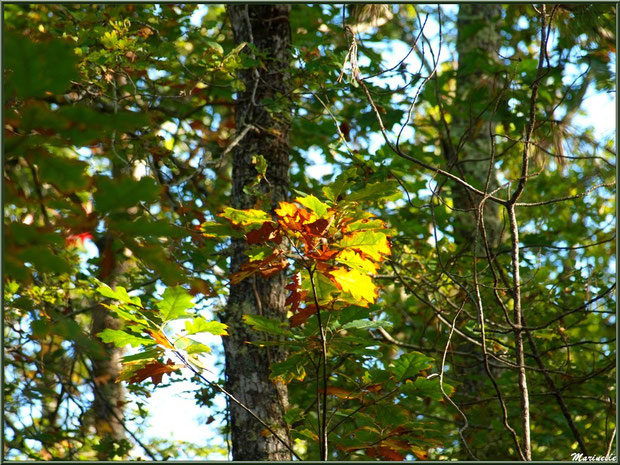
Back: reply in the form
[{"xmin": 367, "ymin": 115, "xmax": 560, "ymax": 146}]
[
  {"xmin": 246, "ymin": 221, "xmax": 281, "ymax": 244},
  {"xmin": 340, "ymin": 230, "xmax": 391, "ymax": 261},
  {"xmin": 289, "ymin": 304, "xmax": 317, "ymax": 327},
  {"xmin": 128, "ymin": 359, "xmax": 183, "ymax": 386},
  {"xmin": 330, "ymin": 267, "xmax": 377, "ymax": 305}
]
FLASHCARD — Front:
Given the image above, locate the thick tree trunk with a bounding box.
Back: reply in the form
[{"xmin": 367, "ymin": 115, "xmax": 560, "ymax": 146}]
[{"xmin": 223, "ymin": 5, "xmax": 292, "ymax": 461}]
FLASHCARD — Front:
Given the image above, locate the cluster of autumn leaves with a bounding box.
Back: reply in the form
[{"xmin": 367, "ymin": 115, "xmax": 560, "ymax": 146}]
[
  {"xmin": 218, "ymin": 194, "xmax": 391, "ymax": 326},
  {"xmin": 96, "ymin": 192, "xmax": 451, "ymax": 460},
  {"xmin": 97, "ymin": 192, "xmax": 392, "ymax": 386}
]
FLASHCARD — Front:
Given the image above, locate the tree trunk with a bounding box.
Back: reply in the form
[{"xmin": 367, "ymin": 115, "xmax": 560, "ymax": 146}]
[
  {"xmin": 91, "ymin": 233, "xmax": 127, "ymax": 459},
  {"xmin": 449, "ymin": 4, "xmax": 504, "ymax": 250},
  {"xmin": 222, "ymin": 5, "xmax": 292, "ymax": 461},
  {"xmin": 448, "ymin": 5, "xmax": 507, "ymax": 460}
]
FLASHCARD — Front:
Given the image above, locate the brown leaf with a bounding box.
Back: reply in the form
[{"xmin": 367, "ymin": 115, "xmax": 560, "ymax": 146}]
[
  {"xmin": 246, "ymin": 221, "xmax": 281, "ymax": 244},
  {"xmin": 304, "ymin": 218, "xmax": 329, "ymax": 237},
  {"xmin": 319, "ymin": 386, "xmax": 360, "ymax": 399},
  {"xmin": 128, "ymin": 359, "xmax": 182, "ymax": 386},
  {"xmin": 368, "ymin": 446, "xmax": 405, "ymax": 461},
  {"xmin": 137, "ymin": 26, "xmax": 154, "ymax": 38},
  {"xmin": 289, "ymin": 304, "xmax": 317, "ymax": 327},
  {"xmin": 189, "ymin": 278, "xmax": 215, "ymax": 297}
]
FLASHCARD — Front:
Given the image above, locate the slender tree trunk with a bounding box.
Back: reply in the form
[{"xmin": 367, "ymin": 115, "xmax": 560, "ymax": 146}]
[
  {"xmin": 447, "ymin": 5, "xmax": 510, "ymax": 460},
  {"xmin": 91, "ymin": 233, "xmax": 127, "ymax": 458},
  {"xmin": 222, "ymin": 5, "xmax": 293, "ymax": 460},
  {"xmin": 449, "ymin": 4, "xmax": 504, "ymax": 249}
]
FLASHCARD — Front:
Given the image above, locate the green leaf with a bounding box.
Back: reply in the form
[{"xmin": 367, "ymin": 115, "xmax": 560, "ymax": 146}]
[
  {"xmin": 35, "ymin": 154, "xmax": 89, "ymax": 193},
  {"xmin": 243, "ymin": 314, "xmax": 291, "ymax": 336},
  {"xmin": 339, "ymin": 230, "xmax": 390, "ymax": 261},
  {"xmin": 93, "ymin": 176, "xmax": 160, "ymax": 212},
  {"xmin": 219, "ymin": 207, "xmax": 271, "ymax": 226},
  {"xmin": 204, "ymin": 40, "xmax": 224, "ymax": 55},
  {"xmin": 200, "ymin": 221, "xmax": 242, "ymax": 238},
  {"xmin": 103, "ymin": 303, "xmax": 155, "ymax": 329},
  {"xmin": 4, "ymin": 30, "xmax": 78, "ymax": 98},
  {"xmin": 185, "ymin": 317, "xmax": 228, "ymax": 336},
  {"xmin": 270, "ymin": 353, "xmax": 307, "ymax": 384},
  {"xmin": 347, "ymin": 180, "xmax": 401, "ymax": 202},
  {"xmin": 341, "ymin": 319, "xmax": 393, "ymax": 331},
  {"xmin": 301, "ymin": 269, "xmax": 339, "ymax": 304},
  {"xmin": 30, "ymin": 319, "xmax": 49, "ymax": 339},
  {"xmin": 97, "ymin": 283, "xmax": 142, "ymax": 307},
  {"xmin": 121, "ymin": 347, "xmax": 163, "ymax": 363},
  {"xmin": 390, "ymin": 352, "xmax": 434, "ymax": 382},
  {"xmin": 252, "ymin": 154, "xmax": 268, "ymax": 177},
  {"xmin": 17, "ymin": 247, "xmax": 72, "ymax": 275},
  {"xmin": 295, "ymin": 194, "xmax": 329, "ymax": 217},
  {"xmin": 175, "ymin": 336, "xmax": 212, "ymax": 354},
  {"xmin": 98, "ymin": 329, "xmax": 155, "ymax": 348},
  {"xmin": 401, "ymin": 376, "xmax": 453, "ymax": 401},
  {"xmin": 156, "ymin": 286, "xmax": 194, "ymax": 321},
  {"xmin": 226, "ymin": 41, "xmax": 247, "ymax": 59}
]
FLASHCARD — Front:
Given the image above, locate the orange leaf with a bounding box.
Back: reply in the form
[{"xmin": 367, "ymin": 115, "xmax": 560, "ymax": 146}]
[
  {"xmin": 307, "ymin": 243, "xmax": 338, "ymax": 261},
  {"xmin": 274, "ymin": 201, "xmax": 299, "ymax": 218},
  {"xmin": 259, "ymin": 258, "xmax": 289, "ymax": 278},
  {"xmin": 146, "ymin": 329, "xmax": 174, "ymax": 349},
  {"xmin": 411, "ymin": 445, "xmax": 429, "ymax": 460},
  {"xmin": 319, "ymin": 386, "xmax": 360, "ymax": 399},
  {"xmin": 229, "ymin": 268, "xmax": 257, "ymax": 285},
  {"xmin": 128, "ymin": 359, "xmax": 182, "ymax": 386}
]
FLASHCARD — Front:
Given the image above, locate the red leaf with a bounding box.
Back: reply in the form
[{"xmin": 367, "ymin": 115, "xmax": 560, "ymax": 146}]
[
  {"xmin": 246, "ymin": 221, "xmax": 281, "ymax": 244},
  {"xmin": 307, "ymin": 243, "xmax": 338, "ymax": 261},
  {"xmin": 285, "ymin": 273, "xmax": 307, "ymax": 313},
  {"xmin": 66, "ymin": 232, "xmax": 93, "ymax": 247},
  {"xmin": 230, "ymin": 251, "xmax": 286, "ymax": 284},
  {"xmin": 128, "ymin": 359, "xmax": 182, "ymax": 386},
  {"xmin": 289, "ymin": 305, "xmax": 317, "ymax": 327},
  {"xmin": 304, "ymin": 218, "xmax": 329, "ymax": 237}
]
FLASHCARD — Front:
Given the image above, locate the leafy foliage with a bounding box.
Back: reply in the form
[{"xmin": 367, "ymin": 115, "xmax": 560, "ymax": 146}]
[{"xmin": 3, "ymin": 2, "xmax": 615, "ymax": 462}]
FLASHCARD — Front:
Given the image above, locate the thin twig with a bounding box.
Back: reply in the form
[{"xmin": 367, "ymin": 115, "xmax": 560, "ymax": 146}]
[
  {"xmin": 308, "ymin": 267, "xmax": 329, "ymax": 461},
  {"xmin": 172, "ymin": 350, "xmax": 301, "ymax": 461}
]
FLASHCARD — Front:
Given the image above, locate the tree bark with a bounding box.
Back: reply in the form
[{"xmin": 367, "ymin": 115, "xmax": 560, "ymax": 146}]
[
  {"xmin": 222, "ymin": 5, "xmax": 292, "ymax": 461},
  {"xmin": 448, "ymin": 5, "xmax": 509, "ymax": 460},
  {"xmin": 449, "ymin": 4, "xmax": 504, "ymax": 250},
  {"xmin": 91, "ymin": 233, "xmax": 127, "ymax": 459}
]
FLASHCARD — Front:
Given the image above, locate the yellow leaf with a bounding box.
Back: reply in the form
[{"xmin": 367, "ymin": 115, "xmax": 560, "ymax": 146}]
[
  {"xmin": 340, "ymin": 230, "xmax": 391, "ymax": 262},
  {"xmin": 336, "ymin": 249, "xmax": 379, "ymax": 274},
  {"xmin": 274, "ymin": 201, "xmax": 298, "ymax": 218},
  {"xmin": 331, "ymin": 267, "xmax": 377, "ymax": 305}
]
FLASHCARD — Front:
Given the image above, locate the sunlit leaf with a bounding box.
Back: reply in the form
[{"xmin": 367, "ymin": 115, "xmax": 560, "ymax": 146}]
[
  {"xmin": 331, "ymin": 267, "xmax": 377, "ymax": 305},
  {"xmin": 156, "ymin": 286, "xmax": 195, "ymax": 321},
  {"xmin": 185, "ymin": 317, "xmax": 228, "ymax": 336},
  {"xmin": 98, "ymin": 329, "xmax": 155, "ymax": 348}
]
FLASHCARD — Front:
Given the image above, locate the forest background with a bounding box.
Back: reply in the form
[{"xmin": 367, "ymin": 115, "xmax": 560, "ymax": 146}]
[{"xmin": 2, "ymin": 2, "xmax": 616, "ymax": 462}]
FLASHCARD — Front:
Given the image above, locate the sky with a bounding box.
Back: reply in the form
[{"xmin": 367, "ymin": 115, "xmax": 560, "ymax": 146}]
[{"xmin": 77, "ymin": 4, "xmax": 615, "ymax": 460}]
